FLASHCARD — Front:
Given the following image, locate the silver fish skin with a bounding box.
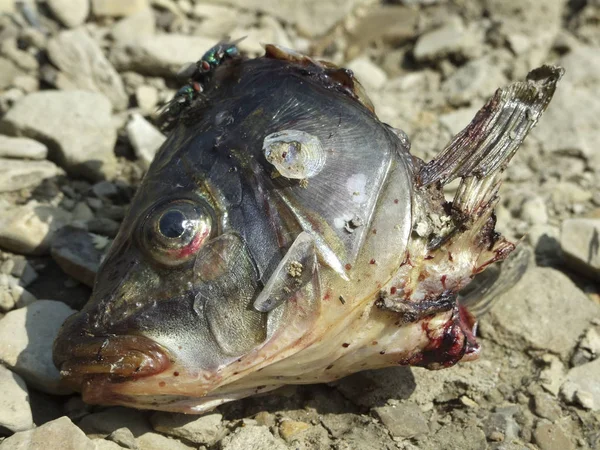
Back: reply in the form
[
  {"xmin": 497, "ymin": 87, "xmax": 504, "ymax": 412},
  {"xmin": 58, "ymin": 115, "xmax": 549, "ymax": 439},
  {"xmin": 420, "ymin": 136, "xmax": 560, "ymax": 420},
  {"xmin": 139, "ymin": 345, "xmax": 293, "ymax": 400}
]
[{"xmin": 53, "ymin": 44, "xmax": 563, "ymax": 413}]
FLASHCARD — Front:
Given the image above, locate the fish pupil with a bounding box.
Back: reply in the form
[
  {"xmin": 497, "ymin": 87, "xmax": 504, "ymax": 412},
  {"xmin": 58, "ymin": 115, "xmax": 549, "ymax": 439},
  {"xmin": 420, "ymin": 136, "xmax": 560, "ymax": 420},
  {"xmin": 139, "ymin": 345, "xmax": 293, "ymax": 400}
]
[{"xmin": 159, "ymin": 210, "xmax": 186, "ymax": 238}]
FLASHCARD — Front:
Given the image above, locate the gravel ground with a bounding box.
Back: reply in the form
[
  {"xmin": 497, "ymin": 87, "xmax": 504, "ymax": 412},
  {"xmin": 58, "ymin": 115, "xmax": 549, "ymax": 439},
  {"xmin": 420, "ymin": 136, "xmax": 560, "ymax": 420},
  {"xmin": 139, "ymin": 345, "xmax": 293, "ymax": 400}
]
[{"xmin": 0, "ymin": 0, "xmax": 599, "ymax": 449}]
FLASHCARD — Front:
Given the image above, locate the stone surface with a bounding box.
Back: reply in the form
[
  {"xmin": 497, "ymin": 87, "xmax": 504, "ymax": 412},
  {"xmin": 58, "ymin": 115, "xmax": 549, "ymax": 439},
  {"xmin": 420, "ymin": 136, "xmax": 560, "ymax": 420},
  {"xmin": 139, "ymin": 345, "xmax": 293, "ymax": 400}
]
[
  {"xmin": 220, "ymin": 425, "xmax": 287, "ymax": 450},
  {"xmin": 111, "ymin": 35, "xmax": 216, "ymax": 76},
  {"xmin": 0, "ymin": 416, "xmax": 95, "ymax": 450},
  {"xmin": 0, "ymin": 300, "xmax": 75, "ymax": 394},
  {"xmin": 106, "ymin": 427, "xmax": 138, "ymax": 449},
  {"xmin": 111, "ymin": 8, "xmax": 155, "ymax": 43},
  {"xmin": 278, "ymin": 420, "xmax": 311, "ymax": 442},
  {"xmin": 135, "ymin": 432, "xmax": 194, "ymax": 450},
  {"xmin": 0, "ymin": 365, "xmax": 33, "ymax": 433},
  {"xmin": 413, "ymin": 17, "xmax": 482, "ymax": 62},
  {"xmin": 346, "ymin": 56, "xmax": 388, "ymax": 91},
  {"xmin": 0, "ymin": 202, "xmax": 72, "ymax": 255},
  {"xmin": 560, "ymin": 218, "xmax": 600, "ymax": 279},
  {"xmin": 48, "ymin": 29, "xmax": 128, "ymax": 110},
  {"xmin": 150, "ymin": 412, "xmax": 225, "ymax": 446},
  {"xmin": 92, "ymin": 0, "xmax": 149, "ymax": 17},
  {"xmin": 486, "ymin": 267, "xmax": 600, "ymax": 357},
  {"xmin": 50, "ymin": 226, "xmax": 104, "ymax": 287},
  {"xmin": 0, "ymin": 90, "xmax": 117, "ymax": 181},
  {"xmin": 0, "ymin": 274, "xmax": 37, "ymax": 312},
  {"xmin": 134, "ymin": 85, "xmax": 158, "ymax": 114},
  {"xmin": 0, "ymin": 135, "xmax": 47, "ymax": 159},
  {"xmin": 47, "ymin": 0, "xmax": 89, "ymax": 28},
  {"xmin": 533, "ymin": 420, "xmax": 574, "ymax": 450},
  {"xmin": 372, "ymin": 403, "xmax": 429, "ymax": 438},
  {"xmin": 0, "ymin": 57, "xmax": 20, "ymax": 90},
  {"xmin": 0, "ymin": 158, "xmax": 63, "ymax": 193},
  {"xmin": 561, "ymin": 358, "xmax": 600, "ymax": 411},
  {"xmin": 126, "ymin": 113, "xmax": 166, "ymax": 169}
]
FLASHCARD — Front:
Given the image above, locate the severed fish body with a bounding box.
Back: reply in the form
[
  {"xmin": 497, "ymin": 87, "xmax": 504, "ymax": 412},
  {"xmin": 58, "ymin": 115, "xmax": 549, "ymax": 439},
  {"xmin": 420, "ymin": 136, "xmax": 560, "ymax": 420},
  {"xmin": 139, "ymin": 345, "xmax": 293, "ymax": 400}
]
[{"xmin": 53, "ymin": 43, "xmax": 563, "ymax": 413}]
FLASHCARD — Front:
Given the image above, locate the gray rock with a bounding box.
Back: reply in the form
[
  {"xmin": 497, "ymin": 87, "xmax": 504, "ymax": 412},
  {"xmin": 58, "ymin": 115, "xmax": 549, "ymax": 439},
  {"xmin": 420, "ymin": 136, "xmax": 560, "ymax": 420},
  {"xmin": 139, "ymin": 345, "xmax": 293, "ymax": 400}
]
[
  {"xmin": 0, "ymin": 202, "xmax": 72, "ymax": 255},
  {"xmin": 92, "ymin": 0, "xmax": 149, "ymax": 17},
  {"xmin": 111, "ymin": 8, "xmax": 156, "ymax": 44},
  {"xmin": 538, "ymin": 354, "xmax": 566, "ymax": 397},
  {"xmin": 0, "ymin": 273, "xmax": 37, "ymax": 312},
  {"xmin": 346, "ymin": 5, "xmax": 417, "ymax": 50},
  {"xmin": 209, "ymin": 0, "xmax": 374, "ymax": 37},
  {"xmin": 0, "ymin": 57, "xmax": 19, "ymax": 90},
  {"xmin": 111, "ymin": 34, "xmax": 217, "ymax": 76},
  {"xmin": 220, "ymin": 425, "xmax": 287, "ymax": 450},
  {"xmin": 126, "ymin": 113, "xmax": 166, "ymax": 169},
  {"xmin": 533, "ymin": 420, "xmax": 574, "ymax": 450},
  {"xmin": 372, "ymin": 403, "xmax": 429, "ymax": 438},
  {"xmin": 0, "ymin": 300, "xmax": 75, "ymax": 394},
  {"xmin": 418, "ymin": 423, "xmax": 487, "ymax": 450},
  {"xmin": 0, "ymin": 135, "xmax": 47, "ymax": 159},
  {"xmin": 486, "ymin": 267, "xmax": 600, "ymax": 358},
  {"xmin": 106, "ymin": 428, "xmax": 138, "ymax": 449},
  {"xmin": 190, "ymin": 4, "xmax": 250, "ymax": 39},
  {"xmin": 533, "ymin": 391, "xmax": 562, "ymax": 421},
  {"xmin": 91, "ymin": 180, "xmax": 119, "ymax": 199},
  {"xmin": 51, "ymin": 226, "xmax": 104, "ymax": 287},
  {"xmin": 571, "ymin": 326, "xmax": 600, "ymax": 366},
  {"xmin": 47, "ymin": 0, "xmax": 89, "ymax": 27},
  {"xmin": 0, "ymin": 158, "xmax": 63, "ymax": 193},
  {"xmin": 520, "ymin": 195, "xmax": 549, "ymax": 225},
  {"xmin": 413, "ymin": 17, "xmax": 482, "ymax": 62},
  {"xmin": 0, "ymin": 365, "xmax": 33, "ymax": 433},
  {"xmin": 0, "ymin": 90, "xmax": 118, "ymax": 181},
  {"xmin": 0, "ymin": 257, "xmax": 37, "ymax": 286},
  {"xmin": 78, "ymin": 407, "xmax": 152, "ymax": 438},
  {"xmin": 150, "ymin": 412, "xmax": 225, "ymax": 446},
  {"xmin": 346, "ymin": 57, "xmax": 387, "ymax": 91},
  {"xmin": 135, "ymin": 432, "xmax": 194, "ymax": 450},
  {"xmin": 560, "ymin": 218, "xmax": 600, "ymax": 279},
  {"xmin": 93, "ymin": 439, "xmax": 128, "ymax": 450},
  {"xmin": 47, "ymin": 29, "xmax": 128, "ymax": 111},
  {"xmin": 561, "ymin": 358, "xmax": 600, "ymax": 411},
  {"xmin": 87, "ymin": 217, "xmax": 120, "ymax": 237},
  {"xmin": 439, "ymin": 106, "xmax": 480, "ymax": 136},
  {"xmin": 134, "ymin": 85, "xmax": 158, "ymax": 114},
  {"xmin": 0, "ymin": 416, "xmax": 96, "ymax": 450},
  {"xmin": 484, "ymin": 405, "xmax": 521, "ymax": 442}
]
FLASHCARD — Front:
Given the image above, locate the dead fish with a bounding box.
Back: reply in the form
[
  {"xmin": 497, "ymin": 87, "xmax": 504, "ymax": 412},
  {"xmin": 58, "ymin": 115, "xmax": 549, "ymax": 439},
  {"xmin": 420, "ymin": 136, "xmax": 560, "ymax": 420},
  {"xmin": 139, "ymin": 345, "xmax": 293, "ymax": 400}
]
[{"xmin": 53, "ymin": 43, "xmax": 564, "ymax": 413}]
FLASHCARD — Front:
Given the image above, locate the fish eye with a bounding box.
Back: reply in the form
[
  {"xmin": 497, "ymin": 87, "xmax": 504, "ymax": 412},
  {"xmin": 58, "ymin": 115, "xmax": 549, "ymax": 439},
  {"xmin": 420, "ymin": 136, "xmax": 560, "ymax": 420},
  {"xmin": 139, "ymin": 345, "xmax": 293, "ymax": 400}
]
[{"xmin": 141, "ymin": 199, "xmax": 212, "ymax": 266}]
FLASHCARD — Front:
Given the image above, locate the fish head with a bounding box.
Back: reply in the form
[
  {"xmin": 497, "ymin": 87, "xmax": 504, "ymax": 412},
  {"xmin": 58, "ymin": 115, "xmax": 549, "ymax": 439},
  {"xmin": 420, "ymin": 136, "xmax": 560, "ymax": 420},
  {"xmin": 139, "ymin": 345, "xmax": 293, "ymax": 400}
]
[{"xmin": 53, "ymin": 44, "xmax": 563, "ymax": 413}]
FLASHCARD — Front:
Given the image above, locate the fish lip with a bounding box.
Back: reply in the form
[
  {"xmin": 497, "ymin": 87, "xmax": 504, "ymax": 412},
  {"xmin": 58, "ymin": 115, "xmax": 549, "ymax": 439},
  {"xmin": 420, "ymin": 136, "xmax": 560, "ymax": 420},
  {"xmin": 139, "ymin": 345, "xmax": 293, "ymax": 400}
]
[{"xmin": 54, "ymin": 334, "xmax": 172, "ymax": 393}]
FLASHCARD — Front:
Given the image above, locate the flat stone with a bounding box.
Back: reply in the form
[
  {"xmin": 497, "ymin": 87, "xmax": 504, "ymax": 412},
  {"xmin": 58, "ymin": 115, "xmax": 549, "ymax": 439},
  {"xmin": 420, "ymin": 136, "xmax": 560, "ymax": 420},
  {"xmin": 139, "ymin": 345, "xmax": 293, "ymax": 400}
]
[
  {"xmin": 78, "ymin": 407, "xmax": 152, "ymax": 438},
  {"xmin": 136, "ymin": 432, "xmax": 194, "ymax": 450},
  {"xmin": 373, "ymin": 403, "xmax": 429, "ymax": 438},
  {"xmin": 413, "ymin": 17, "xmax": 482, "ymax": 62},
  {"xmin": 126, "ymin": 113, "xmax": 166, "ymax": 169},
  {"xmin": 134, "ymin": 85, "xmax": 158, "ymax": 113},
  {"xmin": 561, "ymin": 358, "xmax": 600, "ymax": 411},
  {"xmin": 0, "ymin": 300, "xmax": 75, "ymax": 394},
  {"xmin": 520, "ymin": 195, "xmax": 549, "ymax": 225},
  {"xmin": 51, "ymin": 226, "xmax": 104, "ymax": 287},
  {"xmin": 150, "ymin": 412, "xmax": 225, "ymax": 446},
  {"xmin": 0, "ymin": 365, "xmax": 33, "ymax": 433},
  {"xmin": 0, "ymin": 416, "xmax": 96, "ymax": 450},
  {"xmin": 0, "ymin": 57, "xmax": 19, "ymax": 90},
  {"xmin": 346, "ymin": 56, "xmax": 387, "ymax": 91},
  {"xmin": 220, "ymin": 425, "xmax": 287, "ymax": 450},
  {"xmin": 111, "ymin": 34, "xmax": 217, "ymax": 76},
  {"xmin": 48, "ymin": 29, "xmax": 128, "ymax": 111},
  {"xmin": 0, "ymin": 201, "xmax": 72, "ymax": 255},
  {"xmin": 92, "ymin": 0, "xmax": 149, "ymax": 17},
  {"xmin": 47, "ymin": 0, "xmax": 89, "ymax": 27},
  {"xmin": 278, "ymin": 420, "xmax": 311, "ymax": 442},
  {"xmin": 0, "ymin": 274, "xmax": 37, "ymax": 312},
  {"xmin": 209, "ymin": 0, "xmax": 375, "ymax": 37},
  {"xmin": 533, "ymin": 420, "xmax": 574, "ymax": 450},
  {"xmin": 0, "ymin": 158, "xmax": 63, "ymax": 193},
  {"xmin": 106, "ymin": 427, "xmax": 138, "ymax": 449},
  {"xmin": 346, "ymin": 5, "xmax": 417, "ymax": 49},
  {"xmin": 486, "ymin": 267, "xmax": 600, "ymax": 358},
  {"xmin": 111, "ymin": 8, "xmax": 156, "ymax": 44},
  {"xmin": 0, "ymin": 90, "xmax": 118, "ymax": 181},
  {"xmin": 560, "ymin": 218, "xmax": 600, "ymax": 279},
  {"xmin": 533, "ymin": 391, "xmax": 562, "ymax": 421},
  {"xmin": 0, "ymin": 135, "xmax": 47, "ymax": 159},
  {"xmin": 190, "ymin": 4, "xmax": 250, "ymax": 39}
]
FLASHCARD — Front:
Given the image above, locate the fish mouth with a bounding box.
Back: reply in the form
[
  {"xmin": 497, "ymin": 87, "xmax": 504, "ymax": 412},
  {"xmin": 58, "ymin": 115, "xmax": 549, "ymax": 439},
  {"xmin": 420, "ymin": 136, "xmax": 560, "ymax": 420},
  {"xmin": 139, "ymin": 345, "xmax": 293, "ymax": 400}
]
[
  {"xmin": 54, "ymin": 334, "xmax": 172, "ymax": 395},
  {"xmin": 457, "ymin": 303, "xmax": 480, "ymax": 361}
]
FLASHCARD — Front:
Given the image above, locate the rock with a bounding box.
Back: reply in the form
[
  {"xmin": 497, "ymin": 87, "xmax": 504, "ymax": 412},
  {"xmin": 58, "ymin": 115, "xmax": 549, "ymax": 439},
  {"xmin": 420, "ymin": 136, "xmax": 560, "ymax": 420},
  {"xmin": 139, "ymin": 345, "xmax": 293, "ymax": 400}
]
[
  {"xmin": 91, "ymin": 180, "xmax": 119, "ymax": 199},
  {"xmin": 47, "ymin": 29, "xmax": 128, "ymax": 111},
  {"xmin": 87, "ymin": 217, "xmax": 120, "ymax": 237},
  {"xmin": 0, "ymin": 274, "xmax": 37, "ymax": 312},
  {"xmin": 346, "ymin": 5, "xmax": 417, "ymax": 50},
  {"xmin": 126, "ymin": 113, "xmax": 166, "ymax": 168},
  {"xmin": 111, "ymin": 8, "xmax": 156, "ymax": 44},
  {"xmin": 571, "ymin": 326, "xmax": 600, "ymax": 366},
  {"xmin": 220, "ymin": 426, "xmax": 287, "ymax": 450},
  {"xmin": 50, "ymin": 226, "xmax": 104, "ymax": 287},
  {"xmin": 346, "ymin": 56, "xmax": 387, "ymax": 91},
  {"xmin": 0, "ymin": 202, "xmax": 72, "ymax": 255},
  {"xmin": 278, "ymin": 420, "xmax": 311, "ymax": 442},
  {"xmin": 533, "ymin": 391, "xmax": 562, "ymax": 421},
  {"xmin": 135, "ymin": 85, "xmax": 158, "ymax": 113},
  {"xmin": 150, "ymin": 412, "xmax": 225, "ymax": 446},
  {"xmin": 486, "ymin": 267, "xmax": 600, "ymax": 358},
  {"xmin": 190, "ymin": 4, "xmax": 250, "ymax": 39},
  {"xmin": 520, "ymin": 195, "xmax": 549, "ymax": 225},
  {"xmin": 560, "ymin": 218, "xmax": 600, "ymax": 279},
  {"xmin": 12, "ymin": 74, "xmax": 39, "ymax": 93},
  {"xmin": 0, "ymin": 300, "xmax": 75, "ymax": 394},
  {"xmin": 438, "ymin": 106, "xmax": 479, "ymax": 136},
  {"xmin": 0, "ymin": 416, "xmax": 98, "ymax": 450},
  {"xmin": 533, "ymin": 420, "xmax": 574, "ymax": 450},
  {"xmin": 0, "ymin": 90, "xmax": 118, "ymax": 181},
  {"xmin": 0, "ymin": 158, "xmax": 63, "ymax": 193},
  {"xmin": 0, "ymin": 365, "xmax": 33, "ymax": 433},
  {"xmin": 372, "ymin": 403, "xmax": 429, "ymax": 438},
  {"xmin": 111, "ymin": 34, "xmax": 216, "ymax": 76},
  {"xmin": 106, "ymin": 428, "xmax": 138, "ymax": 449},
  {"xmin": 539, "ymin": 354, "xmax": 566, "ymax": 396},
  {"xmin": 92, "ymin": 0, "xmax": 149, "ymax": 17},
  {"xmin": 93, "ymin": 439, "xmax": 129, "ymax": 450},
  {"xmin": 0, "ymin": 57, "xmax": 20, "ymax": 90},
  {"xmin": 0, "ymin": 135, "xmax": 47, "ymax": 159},
  {"xmin": 0, "ymin": 258, "xmax": 38, "ymax": 288},
  {"xmin": 47, "ymin": 0, "xmax": 89, "ymax": 28},
  {"xmin": 136, "ymin": 432, "xmax": 194, "ymax": 450},
  {"xmin": 209, "ymin": 0, "xmax": 374, "ymax": 37},
  {"xmin": 561, "ymin": 358, "xmax": 600, "ymax": 411},
  {"xmin": 413, "ymin": 17, "xmax": 482, "ymax": 62},
  {"xmin": 320, "ymin": 413, "xmax": 399, "ymax": 449},
  {"xmin": 484, "ymin": 405, "xmax": 521, "ymax": 442},
  {"xmin": 78, "ymin": 407, "xmax": 152, "ymax": 438},
  {"xmin": 418, "ymin": 423, "xmax": 487, "ymax": 450}
]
